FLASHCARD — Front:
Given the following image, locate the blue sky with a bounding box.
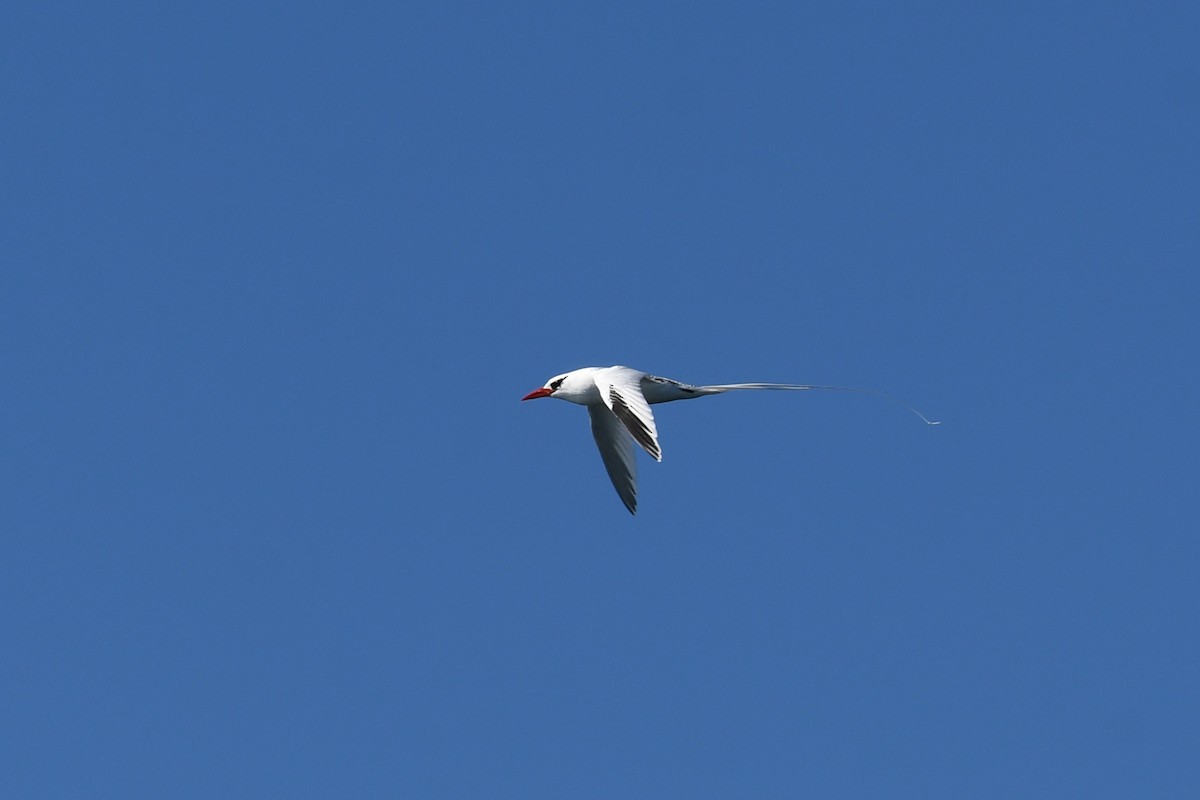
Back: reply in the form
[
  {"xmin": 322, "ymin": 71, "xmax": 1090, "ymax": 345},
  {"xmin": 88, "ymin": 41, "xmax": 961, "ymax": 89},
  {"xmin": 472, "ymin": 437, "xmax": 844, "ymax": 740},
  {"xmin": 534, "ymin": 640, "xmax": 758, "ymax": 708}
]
[{"xmin": 3, "ymin": 1, "xmax": 1198, "ymax": 797}]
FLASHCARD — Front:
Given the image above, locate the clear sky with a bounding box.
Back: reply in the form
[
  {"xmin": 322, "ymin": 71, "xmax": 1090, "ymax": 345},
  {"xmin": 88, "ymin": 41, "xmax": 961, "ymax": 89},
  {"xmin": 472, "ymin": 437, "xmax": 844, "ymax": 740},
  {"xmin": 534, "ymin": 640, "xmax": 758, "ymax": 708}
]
[{"xmin": 3, "ymin": 1, "xmax": 1198, "ymax": 797}]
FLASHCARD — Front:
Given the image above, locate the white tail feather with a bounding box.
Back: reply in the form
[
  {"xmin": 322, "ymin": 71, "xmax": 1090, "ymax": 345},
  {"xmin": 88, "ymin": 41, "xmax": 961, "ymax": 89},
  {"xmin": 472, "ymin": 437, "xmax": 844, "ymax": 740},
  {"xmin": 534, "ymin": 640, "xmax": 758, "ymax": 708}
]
[{"xmin": 698, "ymin": 383, "xmax": 941, "ymax": 426}]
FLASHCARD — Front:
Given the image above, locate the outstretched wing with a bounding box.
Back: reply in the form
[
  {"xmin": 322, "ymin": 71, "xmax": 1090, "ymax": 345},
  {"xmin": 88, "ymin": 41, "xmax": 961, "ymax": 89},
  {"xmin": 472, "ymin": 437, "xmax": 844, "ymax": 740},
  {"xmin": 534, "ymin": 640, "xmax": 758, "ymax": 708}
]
[
  {"xmin": 588, "ymin": 404, "xmax": 639, "ymax": 514},
  {"xmin": 593, "ymin": 366, "xmax": 662, "ymax": 461}
]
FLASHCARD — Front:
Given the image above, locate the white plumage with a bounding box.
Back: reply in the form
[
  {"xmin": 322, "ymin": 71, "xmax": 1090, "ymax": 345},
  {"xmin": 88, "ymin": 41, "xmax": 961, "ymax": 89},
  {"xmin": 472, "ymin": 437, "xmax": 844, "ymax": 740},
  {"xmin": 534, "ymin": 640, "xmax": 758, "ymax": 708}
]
[{"xmin": 522, "ymin": 365, "xmax": 937, "ymax": 515}]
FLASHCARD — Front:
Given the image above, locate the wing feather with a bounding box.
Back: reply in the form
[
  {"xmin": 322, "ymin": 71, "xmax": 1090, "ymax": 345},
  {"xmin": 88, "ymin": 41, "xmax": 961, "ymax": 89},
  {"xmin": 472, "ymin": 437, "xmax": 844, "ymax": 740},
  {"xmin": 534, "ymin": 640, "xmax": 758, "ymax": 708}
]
[
  {"xmin": 594, "ymin": 366, "xmax": 662, "ymax": 461},
  {"xmin": 588, "ymin": 405, "xmax": 638, "ymax": 514}
]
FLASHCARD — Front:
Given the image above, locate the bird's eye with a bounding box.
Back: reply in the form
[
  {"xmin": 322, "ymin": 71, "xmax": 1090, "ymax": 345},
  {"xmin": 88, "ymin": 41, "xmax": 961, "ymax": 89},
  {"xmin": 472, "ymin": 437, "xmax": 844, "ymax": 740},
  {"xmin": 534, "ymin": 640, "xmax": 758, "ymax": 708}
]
[{"xmin": 549, "ymin": 378, "xmax": 564, "ymax": 391}]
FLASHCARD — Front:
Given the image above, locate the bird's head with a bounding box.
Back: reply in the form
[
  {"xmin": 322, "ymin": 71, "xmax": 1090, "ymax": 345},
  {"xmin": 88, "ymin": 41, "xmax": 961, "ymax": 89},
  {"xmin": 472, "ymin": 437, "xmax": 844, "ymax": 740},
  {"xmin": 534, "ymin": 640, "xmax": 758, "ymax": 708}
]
[{"xmin": 521, "ymin": 373, "xmax": 569, "ymax": 401}]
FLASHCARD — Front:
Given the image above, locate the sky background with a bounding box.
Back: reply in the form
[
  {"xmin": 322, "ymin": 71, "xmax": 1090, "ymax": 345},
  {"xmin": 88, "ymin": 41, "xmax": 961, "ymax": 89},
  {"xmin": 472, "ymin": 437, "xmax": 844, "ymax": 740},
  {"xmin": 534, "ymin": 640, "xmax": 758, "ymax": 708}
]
[{"xmin": 3, "ymin": 1, "xmax": 1198, "ymax": 797}]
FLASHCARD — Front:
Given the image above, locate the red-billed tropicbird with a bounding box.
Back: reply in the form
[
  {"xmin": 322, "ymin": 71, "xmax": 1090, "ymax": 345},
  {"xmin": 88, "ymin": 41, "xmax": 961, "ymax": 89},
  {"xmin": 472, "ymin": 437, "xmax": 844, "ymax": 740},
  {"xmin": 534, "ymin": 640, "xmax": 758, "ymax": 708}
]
[{"xmin": 521, "ymin": 365, "xmax": 938, "ymax": 514}]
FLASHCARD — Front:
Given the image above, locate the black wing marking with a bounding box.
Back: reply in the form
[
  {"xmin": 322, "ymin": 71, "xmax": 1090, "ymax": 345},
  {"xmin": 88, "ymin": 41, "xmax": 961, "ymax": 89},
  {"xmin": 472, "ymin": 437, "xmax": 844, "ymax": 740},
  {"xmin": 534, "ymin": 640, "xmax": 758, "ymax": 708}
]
[{"xmin": 609, "ymin": 386, "xmax": 662, "ymax": 461}]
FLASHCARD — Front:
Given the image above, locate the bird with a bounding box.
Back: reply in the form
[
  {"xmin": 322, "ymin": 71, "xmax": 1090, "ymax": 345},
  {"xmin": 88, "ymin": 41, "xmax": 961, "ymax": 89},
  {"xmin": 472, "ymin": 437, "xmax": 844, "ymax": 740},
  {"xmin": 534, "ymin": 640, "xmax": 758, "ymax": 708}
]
[{"xmin": 521, "ymin": 365, "xmax": 938, "ymax": 514}]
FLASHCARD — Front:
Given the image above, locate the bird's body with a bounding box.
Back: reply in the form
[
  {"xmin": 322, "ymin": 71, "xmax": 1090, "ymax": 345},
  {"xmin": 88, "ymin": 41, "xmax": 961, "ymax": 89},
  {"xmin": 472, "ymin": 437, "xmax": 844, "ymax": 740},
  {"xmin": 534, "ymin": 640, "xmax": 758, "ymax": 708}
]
[
  {"xmin": 532, "ymin": 366, "xmax": 715, "ymax": 406},
  {"xmin": 522, "ymin": 365, "xmax": 937, "ymax": 514}
]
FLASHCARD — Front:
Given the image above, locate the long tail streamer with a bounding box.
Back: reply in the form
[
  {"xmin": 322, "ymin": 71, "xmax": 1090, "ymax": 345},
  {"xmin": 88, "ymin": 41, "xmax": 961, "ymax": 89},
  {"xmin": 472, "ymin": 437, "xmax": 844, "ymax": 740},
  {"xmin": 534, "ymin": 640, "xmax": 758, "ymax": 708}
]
[{"xmin": 701, "ymin": 383, "xmax": 941, "ymax": 426}]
